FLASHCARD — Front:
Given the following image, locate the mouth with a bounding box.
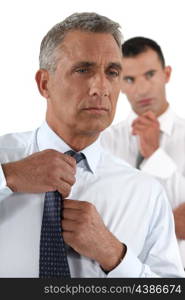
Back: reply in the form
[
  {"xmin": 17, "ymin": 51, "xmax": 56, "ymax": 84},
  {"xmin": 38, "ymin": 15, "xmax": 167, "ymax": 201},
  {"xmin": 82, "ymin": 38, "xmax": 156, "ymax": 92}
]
[
  {"xmin": 82, "ymin": 107, "xmax": 109, "ymax": 114},
  {"xmin": 138, "ymin": 98, "xmax": 153, "ymax": 106}
]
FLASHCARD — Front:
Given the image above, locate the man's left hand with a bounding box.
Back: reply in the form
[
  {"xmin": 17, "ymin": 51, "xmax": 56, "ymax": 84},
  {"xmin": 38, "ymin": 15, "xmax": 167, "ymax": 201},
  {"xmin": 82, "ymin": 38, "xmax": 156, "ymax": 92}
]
[
  {"xmin": 132, "ymin": 111, "xmax": 160, "ymax": 158},
  {"xmin": 62, "ymin": 199, "xmax": 125, "ymax": 272}
]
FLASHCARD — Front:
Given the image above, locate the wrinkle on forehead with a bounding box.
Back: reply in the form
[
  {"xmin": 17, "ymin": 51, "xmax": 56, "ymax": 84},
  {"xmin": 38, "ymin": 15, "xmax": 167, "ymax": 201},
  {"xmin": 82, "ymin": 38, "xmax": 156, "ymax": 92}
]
[{"xmin": 55, "ymin": 30, "xmax": 122, "ymax": 66}]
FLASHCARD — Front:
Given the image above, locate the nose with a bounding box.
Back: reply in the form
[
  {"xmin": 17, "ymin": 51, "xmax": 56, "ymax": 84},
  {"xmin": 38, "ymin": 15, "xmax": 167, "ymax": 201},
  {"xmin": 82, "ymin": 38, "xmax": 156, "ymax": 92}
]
[
  {"xmin": 135, "ymin": 77, "xmax": 150, "ymax": 97},
  {"xmin": 89, "ymin": 73, "xmax": 110, "ymax": 98}
]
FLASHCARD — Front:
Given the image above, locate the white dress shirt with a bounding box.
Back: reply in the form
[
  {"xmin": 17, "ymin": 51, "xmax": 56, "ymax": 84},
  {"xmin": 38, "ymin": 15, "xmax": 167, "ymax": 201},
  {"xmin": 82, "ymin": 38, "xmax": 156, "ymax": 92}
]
[
  {"xmin": 0, "ymin": 121, "xmax": 184, "ymax": 277},
  {"xmin": 101, "ymin": 106, "xmax": 185, "ymax": 267}
]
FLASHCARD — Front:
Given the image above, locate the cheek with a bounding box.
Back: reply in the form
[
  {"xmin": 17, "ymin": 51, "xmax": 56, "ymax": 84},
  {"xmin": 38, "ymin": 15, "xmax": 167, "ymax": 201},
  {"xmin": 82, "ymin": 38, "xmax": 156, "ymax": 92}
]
[
  {"xmin": 65, "ymin": 80, "xmax": 87, "ymax": 100},
  {"xmin": 153, "ymin": 77, "xmax": 165, "ymax": 89},
  {"xmin": 123, "ymin": 85, "xmax": 134, "ymax": 97},
  {"xmin": 111, "ymin": 88, "xmax": 120, "ymax": 105},
  {"xmin": 126, "ymin": 91, "xmax": 136, "ymax": 104}
]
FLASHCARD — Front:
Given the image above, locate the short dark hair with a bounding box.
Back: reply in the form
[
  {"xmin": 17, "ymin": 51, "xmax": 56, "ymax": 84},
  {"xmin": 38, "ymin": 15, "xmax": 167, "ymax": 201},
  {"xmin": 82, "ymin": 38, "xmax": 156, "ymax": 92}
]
[{"xmin": 122, "ymin": 37, "xmax": 165, "ymax": 67}]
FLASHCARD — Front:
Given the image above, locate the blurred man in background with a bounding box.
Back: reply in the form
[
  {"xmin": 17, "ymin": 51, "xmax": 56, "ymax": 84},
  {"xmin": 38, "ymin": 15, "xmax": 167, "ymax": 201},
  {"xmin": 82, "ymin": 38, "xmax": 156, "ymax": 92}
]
[{"xmin": 101, "ymin": 36, "xmax": 185, "ymax": 268}]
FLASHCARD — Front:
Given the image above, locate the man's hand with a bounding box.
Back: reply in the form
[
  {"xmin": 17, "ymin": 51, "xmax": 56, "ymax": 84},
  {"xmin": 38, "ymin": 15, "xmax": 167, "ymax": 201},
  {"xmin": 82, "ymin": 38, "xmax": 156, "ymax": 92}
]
[
  {"xmin": 2, "ymin": 149, "xmax": 76, "ymax": 197},
  {"xmin": 132, "ymin": 111, "xmax": 160, "ymax": 158},
  {"xmin": 173, "ymin": 203, "xmax": 185, "ymax": 239},
  {"xmin": 62, "ymin": 199, "xmax": 126, "ymax": 272}
]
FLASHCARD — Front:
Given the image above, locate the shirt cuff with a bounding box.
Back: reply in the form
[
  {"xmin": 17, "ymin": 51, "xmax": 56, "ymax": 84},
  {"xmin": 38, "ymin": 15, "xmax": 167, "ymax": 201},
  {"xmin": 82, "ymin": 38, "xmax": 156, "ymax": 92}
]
[
  {"xmin": 0, "ymin": 164, "xmax": 13, "ymax": 200},
  {"xmin": 107, "ymin": 247, "xmax": 143, "ymax": 277},
  {"xmin": 140, "ymin": 148, "xmax": 177, "ymax": 179}
]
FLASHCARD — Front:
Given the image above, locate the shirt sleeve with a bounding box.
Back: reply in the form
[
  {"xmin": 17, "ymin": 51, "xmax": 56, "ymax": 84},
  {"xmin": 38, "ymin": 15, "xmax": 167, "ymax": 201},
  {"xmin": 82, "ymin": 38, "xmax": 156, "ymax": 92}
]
[
  {"xmin": 0, "ymin": 164, "xmax": 13, "ymax": 202},
  {"xmin": 107, "ymin": 188, "xmax": 185, "ymax": 278}
]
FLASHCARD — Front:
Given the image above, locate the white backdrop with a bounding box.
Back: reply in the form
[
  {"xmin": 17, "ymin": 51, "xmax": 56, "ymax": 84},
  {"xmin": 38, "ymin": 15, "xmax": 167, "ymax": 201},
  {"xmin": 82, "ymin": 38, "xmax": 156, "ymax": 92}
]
[{"xmin": 0, "ymin": 0, "xmax": 185, "ymax": 135}]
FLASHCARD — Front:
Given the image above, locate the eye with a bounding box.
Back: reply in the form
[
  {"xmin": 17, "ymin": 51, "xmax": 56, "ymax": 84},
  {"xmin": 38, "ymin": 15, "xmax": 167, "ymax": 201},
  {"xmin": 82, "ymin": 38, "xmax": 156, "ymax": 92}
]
[
  {"xmin": 124, "ymin": 77, "xmax": 134, "ymax": 84},
  {"xmin": 107, "ymin": 70, "xmax": 119, "ymax": 77},
  {"xmin": 146, "ymin": 71, "xmax": 155, "ymax": 79},
  {"xmin": 75, "ymin": 68, "xmax": 88, "ymax": 74}
]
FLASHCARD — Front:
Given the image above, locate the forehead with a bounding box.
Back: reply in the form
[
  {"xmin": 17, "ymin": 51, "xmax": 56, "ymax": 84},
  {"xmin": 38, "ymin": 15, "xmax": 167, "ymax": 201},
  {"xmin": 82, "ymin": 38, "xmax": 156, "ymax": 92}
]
[
  {"xmin": 57, "ymin": 30, "xmax": 122, "ymax": 66},
  {"xmin": 122, "ymin": 49, "xmax": 163, "ymax": 75}
]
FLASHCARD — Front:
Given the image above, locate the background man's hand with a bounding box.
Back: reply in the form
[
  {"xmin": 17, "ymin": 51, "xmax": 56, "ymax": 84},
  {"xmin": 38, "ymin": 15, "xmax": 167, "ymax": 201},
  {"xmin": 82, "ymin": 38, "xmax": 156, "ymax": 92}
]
[
  {"xmin": 2, "ymin": 149, "xmax": 76, "ymax": 197},
  {"xmin": 62, "ymin": 199, "xmax": 125, "ymax": 271},
  {"xmin": 132, "ymin": 111, "xmax": 160, "ymax": 158},
  {"xmin": 174, "ymin": 203, "xmax": 185, "ymax": 239}
]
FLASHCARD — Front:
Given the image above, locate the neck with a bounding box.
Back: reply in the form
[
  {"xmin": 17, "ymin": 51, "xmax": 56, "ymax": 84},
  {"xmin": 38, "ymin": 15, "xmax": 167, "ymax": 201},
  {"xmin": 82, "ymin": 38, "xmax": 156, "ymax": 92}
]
[
  {"xmin": 63, "ymin": 133, "xmax": 99, "ymax": 151},
  {"xmin": 46, "ymin": 119, "xmax": 99, "ymax": 151}
]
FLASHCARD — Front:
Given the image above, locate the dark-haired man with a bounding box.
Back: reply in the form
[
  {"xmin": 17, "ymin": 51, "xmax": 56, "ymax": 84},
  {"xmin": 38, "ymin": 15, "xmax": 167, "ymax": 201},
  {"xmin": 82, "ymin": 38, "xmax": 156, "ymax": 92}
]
[{"xmin": 101, "ymin": 36, "xmax": 185, "ymax": 268}]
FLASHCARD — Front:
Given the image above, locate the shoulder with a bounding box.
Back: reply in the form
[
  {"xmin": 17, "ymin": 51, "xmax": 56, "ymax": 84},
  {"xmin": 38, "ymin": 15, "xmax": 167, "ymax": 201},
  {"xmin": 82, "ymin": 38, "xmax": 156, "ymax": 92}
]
[
  {"xmin": 0, "ymin": 129, "xmax": 37, "ymax": 162},
  {"xmin": 173, "ymin": 113, "xmax": 185, "ymax": 128},
  {"xmin": 170, "ymin": 113, "xmax": 185, "ymax": 141},
  {"xmin": 0, "ymin": 130, "xmax": 36, "ymax": 147}
]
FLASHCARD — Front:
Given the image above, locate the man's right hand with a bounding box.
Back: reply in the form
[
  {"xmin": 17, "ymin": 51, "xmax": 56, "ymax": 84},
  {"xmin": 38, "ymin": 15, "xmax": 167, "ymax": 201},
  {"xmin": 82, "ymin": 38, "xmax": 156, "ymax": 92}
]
[
  {"xmin": 1, "ymin": 149, "xmax": 76, "ymax": 197},
  {"xmin": 132, "ymin": 111, "xmax": 160, "ymax": 158},
  {"xmin": 173, "ymin": 203, "xmax": 185, "ymax": 240}
]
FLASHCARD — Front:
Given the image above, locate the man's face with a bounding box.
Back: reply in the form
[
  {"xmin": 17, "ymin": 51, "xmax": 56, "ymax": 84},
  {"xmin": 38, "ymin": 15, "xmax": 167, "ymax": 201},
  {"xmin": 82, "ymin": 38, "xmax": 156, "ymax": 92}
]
[
  {"xmin": 121, "ymin": 49, "xmax": 171, "ymax": 116},
  {"xmin": 43, "ymin": 30, "xmax": 122, "ymax": 138}
]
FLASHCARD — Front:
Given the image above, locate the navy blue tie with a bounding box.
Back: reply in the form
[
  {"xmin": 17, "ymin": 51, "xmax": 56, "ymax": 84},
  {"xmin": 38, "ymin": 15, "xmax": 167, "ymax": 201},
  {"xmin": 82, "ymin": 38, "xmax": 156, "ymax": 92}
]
[
  {"xmin": 39, "ymin": 150, "xmax": 85, "ymax": 278},
  {"xmin": 136, "ymin": 152, "xmax": 144, "ymax": 169}
]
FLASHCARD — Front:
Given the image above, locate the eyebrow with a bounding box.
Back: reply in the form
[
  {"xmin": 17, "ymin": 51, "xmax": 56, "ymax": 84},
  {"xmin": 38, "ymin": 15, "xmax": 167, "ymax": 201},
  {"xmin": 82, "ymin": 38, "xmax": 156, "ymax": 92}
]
[
  {"xmin": 71, "ymin": 61, "xmax": 122, "ymax": 71},
  {"xmin": 123, "ymin": 69, "xmax": 157, "ymax": 79},
  {"xmin": 107, "ymin": 62, "xmax": 122, "ymax": 71},
  {"xmin": 123, "ymin": 75, "xmax": 134, "ymax": 80},
  {"xmin": 72, "ymin": 61, "xmax": 95, "ymax": 69}
]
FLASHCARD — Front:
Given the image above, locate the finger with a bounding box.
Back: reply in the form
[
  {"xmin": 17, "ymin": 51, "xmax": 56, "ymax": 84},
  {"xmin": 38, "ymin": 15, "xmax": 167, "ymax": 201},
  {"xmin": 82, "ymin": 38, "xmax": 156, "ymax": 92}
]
[
  {"xmin": 132, "ymin": 124, "xmax": 147, "ymax": 132},
  {"xmin": 61, "ymin": 219, "xmax": 77, "ymax": 231},
  {"xmin": 63, "ymin": 199, "xmax": 90, "ymax": 210},
  {"xmin": 142, "ymin": 110, "xmax": 157, "ymax": 121},
  {"xmin": 62, "ymin": 231, "xmax": 73, "ymax": 244},
  {"xmin": 141, "ymin": 117, "xmax": 159, "ymax": 128},
  {"xmin": 51, "ymin": 156, "xmax": 76, "ymax": 180},
  {"xmin": 48, "ymin": 150, "xmax": 76, "ymax": 170},
  {"xmin": 132, "ymin": 116, "xmax": 155, "ymax": 127},
  {"xmin": 62, "ymin": 207, "xmax": 80, "ymax": 220},
  {"xmin": 63, "ymin": 199, "xmax": 83, "ymax": 209},
  {"xmin": 59, "ymin": 167, "xmax": 76, "ymax": 185},
  {"xmin": 132, "ymin": 128, "xmax": 144, "ymax": 136},
  {"xmin": 62, "ymin": 153, "xmax": 77, "ymax": 169},
  {"xmin": 49, "ymin": 164, "xmax": 76, "ymax": 195},
  {"xmin": 57, "ymin": 181, "xmax": 72, "ymax": 198},
  {"xmin": 131, "ymin": 117, "xmax": 140, "ymax": 127}
]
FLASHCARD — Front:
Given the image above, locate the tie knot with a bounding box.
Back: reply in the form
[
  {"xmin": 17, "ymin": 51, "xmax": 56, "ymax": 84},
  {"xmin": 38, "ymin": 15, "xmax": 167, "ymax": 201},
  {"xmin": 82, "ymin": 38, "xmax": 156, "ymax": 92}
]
[{"xmin": 65, "ymin": 150, "xmax": 85, "ymax": 163}]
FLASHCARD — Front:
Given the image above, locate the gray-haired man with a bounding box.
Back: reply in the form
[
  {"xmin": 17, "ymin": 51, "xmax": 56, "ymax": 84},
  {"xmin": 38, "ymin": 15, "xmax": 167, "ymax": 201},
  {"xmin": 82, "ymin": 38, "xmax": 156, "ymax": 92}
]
[{"xmin": 0, "ymin": 13, "xmax": 184, "ymax": 277}]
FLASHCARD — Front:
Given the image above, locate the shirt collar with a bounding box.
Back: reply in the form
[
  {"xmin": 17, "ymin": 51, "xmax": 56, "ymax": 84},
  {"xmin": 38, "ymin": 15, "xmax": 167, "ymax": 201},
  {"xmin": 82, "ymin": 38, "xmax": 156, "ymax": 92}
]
[
  {"xmin": 36, "ymin": 121, "xmax": 102, "ymax": 174},
  {"xmin": 127, "ymin": 106, "xmax": 175, "ymax": 136}
]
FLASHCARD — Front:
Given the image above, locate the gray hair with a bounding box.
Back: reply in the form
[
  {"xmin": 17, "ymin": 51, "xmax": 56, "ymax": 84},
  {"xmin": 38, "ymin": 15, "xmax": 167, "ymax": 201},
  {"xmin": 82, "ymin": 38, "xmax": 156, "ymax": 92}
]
[{"xmin": 39, "ymin": 12, "xmax": 123, "ymax": 71}]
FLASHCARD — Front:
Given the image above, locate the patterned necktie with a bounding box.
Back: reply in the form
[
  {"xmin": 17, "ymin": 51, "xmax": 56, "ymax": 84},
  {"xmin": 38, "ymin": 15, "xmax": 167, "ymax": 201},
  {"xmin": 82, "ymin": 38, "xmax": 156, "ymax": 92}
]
[{"xmin": 39, "ymin": 150, "xmax": 85, "ymax": 278}]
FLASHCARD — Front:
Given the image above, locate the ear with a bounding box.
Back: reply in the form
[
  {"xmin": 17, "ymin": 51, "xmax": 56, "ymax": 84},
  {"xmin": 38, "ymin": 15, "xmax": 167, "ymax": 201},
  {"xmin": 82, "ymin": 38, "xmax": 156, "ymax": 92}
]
[
  {"xmin": 164, "ymin": 66, "xmax": 172, "ymax": 83},
  {"xmin": 35, "ymin": 69, "xmax": 50, "ymax": 99}
]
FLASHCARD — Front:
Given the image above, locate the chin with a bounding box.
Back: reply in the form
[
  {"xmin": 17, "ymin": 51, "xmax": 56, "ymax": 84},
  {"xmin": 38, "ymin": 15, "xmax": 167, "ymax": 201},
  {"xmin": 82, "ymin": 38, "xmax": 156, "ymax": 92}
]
[
  {"xmin": 89, "ymin": 119, "xmax": 110, "ymax": 130},
  {"xmin": 83, "ymin": 124, "xmax": 109, "ymax": 136}
]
